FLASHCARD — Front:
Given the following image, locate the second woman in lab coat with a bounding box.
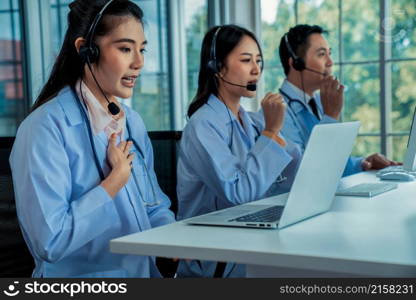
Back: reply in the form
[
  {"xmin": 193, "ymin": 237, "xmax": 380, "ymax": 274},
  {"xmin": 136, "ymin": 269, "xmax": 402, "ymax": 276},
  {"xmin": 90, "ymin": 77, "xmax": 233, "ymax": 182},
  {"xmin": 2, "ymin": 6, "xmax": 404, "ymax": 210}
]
[{"xmin": 176, "ymin": 25, "xmax": 300, "ymax": 277}]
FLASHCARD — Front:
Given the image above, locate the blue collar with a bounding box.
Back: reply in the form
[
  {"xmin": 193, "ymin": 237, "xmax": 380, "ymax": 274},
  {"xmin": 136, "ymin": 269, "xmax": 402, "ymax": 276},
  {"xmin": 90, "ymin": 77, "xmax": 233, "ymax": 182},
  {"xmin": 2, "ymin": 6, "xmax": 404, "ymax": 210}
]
[
  {"xmin": 205, "ymin": 94, "xmax": 239, "ymax": 125},
  {"xmin": 205, "ymin": 94, "xmax": 258, "ymax": 133},
  {"xmin": 282, "ymin": 79, "xmax": 315, "ymax": 104},
  {"xmin": 280, "ymin": 79, "xmax": 321, "ymax": 114},
  {"xmin": 56, "ymin": 86, "xmax": 84, "ymax": 127}
]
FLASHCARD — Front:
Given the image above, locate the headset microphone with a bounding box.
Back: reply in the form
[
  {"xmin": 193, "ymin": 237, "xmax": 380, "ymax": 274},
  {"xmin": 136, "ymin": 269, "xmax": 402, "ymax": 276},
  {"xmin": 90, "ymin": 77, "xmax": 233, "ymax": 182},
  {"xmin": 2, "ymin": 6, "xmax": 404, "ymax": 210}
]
[
  {"xmin": 86, "ymin": 61, "xmax": 121, "ymax": 115},
  {"xmin": 304, "ymin": 67, "xmax": 328, "ymax": 77},
  {"xmin": 219, "ymin": 76, "xmax": 257, "ymax": 91},
  {"xmin": 78, "ymin": 0, "xmax": 120, "ymax": 116},
  {"xmin": 207, "ymin": 26, "xmax": 260, "ymax": 93},
  {"xmin": 247, "ymin": 83, "xmax": 257, "ymax": 92},
  {"xmin": 284, "ymin": 33, "xmax": 329, "ymax": 78},
  {"xmin": 107, "ymin": 102, "xmax": 120, "ymax": 115}
]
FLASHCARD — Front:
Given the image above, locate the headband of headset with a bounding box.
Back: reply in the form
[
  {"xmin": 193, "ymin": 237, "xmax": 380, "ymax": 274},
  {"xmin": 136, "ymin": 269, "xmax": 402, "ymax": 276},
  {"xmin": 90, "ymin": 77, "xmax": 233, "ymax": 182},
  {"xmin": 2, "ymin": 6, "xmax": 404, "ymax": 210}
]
[
  {"xmin": 284, "ymin": 32, "xmax": 306, "ymax": 71},
  {"xmin": 79, "ymin": 0, "xmax": 115, "ymax": 64},
  {"xmin": 206, "ymin": 26, "xmax": 222, "ymax": 74}
]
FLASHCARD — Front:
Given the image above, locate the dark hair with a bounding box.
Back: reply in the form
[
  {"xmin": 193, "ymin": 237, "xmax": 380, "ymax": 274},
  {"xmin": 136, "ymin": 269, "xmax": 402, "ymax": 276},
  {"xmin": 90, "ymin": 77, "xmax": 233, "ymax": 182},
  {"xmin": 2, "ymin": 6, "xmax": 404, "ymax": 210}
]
[
  {"xmin": 187, "ymin": 24, "xmax": 264, "ymax": 118},
  {"xmin": 279, "ymin": 24, "xmax": 328, "ymax": 76},
  {"xmin": 31, "ymin": 0, "xmax": 143, "ymax": 111}
]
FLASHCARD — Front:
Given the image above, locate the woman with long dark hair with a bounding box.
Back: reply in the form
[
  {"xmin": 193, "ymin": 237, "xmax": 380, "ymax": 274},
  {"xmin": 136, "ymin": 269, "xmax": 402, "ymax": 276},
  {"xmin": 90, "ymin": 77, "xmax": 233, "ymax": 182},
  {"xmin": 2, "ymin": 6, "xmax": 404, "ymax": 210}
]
[
  {"xmin": 10, "ymin": 0, "xmax": 175, "ymax": 277},
  {"xmin": 176, "ymin": 25, "xmax": 300, "ymax": 277}
]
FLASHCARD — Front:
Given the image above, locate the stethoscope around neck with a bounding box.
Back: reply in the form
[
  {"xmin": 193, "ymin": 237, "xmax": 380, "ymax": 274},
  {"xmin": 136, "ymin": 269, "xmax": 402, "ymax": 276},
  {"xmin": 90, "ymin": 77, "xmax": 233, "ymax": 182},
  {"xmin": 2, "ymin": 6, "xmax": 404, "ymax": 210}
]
[
  {"xmin": 221, "ymin": 99, "xmax": 287, "ymax": 186},
  {"xmin": 278, "ymin": 88, "xmax": 322, "ymax": 118},
  {"xmin": 71, "ymin": 86, "xmax": 160, "ymax": 207}
]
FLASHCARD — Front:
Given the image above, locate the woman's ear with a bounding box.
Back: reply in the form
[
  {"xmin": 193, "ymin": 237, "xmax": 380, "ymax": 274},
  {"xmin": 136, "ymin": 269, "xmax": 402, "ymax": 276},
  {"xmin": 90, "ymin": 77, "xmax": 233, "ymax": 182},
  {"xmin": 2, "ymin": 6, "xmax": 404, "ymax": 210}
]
[
  {"xmin": 74, "ymin": 37, "xmax": 86, "ymax": 54},
  {"xmin": 217, "ymin": 63, "xmax": 226, "ymax": 78}
]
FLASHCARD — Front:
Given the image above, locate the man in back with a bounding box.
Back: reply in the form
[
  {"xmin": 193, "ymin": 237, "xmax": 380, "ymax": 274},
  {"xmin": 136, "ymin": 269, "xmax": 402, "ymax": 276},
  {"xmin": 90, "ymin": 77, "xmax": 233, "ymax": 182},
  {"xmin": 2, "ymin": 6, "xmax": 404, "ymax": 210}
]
[{"xmin": 277, "ymin": 24, "xmax": 398, "ymax": 175}]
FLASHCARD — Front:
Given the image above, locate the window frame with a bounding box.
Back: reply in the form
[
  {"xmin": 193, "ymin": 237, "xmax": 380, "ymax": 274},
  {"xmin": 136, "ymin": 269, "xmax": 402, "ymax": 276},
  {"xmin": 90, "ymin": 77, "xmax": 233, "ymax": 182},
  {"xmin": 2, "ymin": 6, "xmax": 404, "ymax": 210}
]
[{"xmin": 258, "ymin": 0, "xmax": 416, "ymax": 159}]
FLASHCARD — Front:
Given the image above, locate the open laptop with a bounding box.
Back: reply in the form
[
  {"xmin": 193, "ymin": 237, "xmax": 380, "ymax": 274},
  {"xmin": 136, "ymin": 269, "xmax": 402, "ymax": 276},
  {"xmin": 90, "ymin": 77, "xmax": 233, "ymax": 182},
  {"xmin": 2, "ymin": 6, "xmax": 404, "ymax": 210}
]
[
  {"xmin": 376, "ymin": 105, "xmax": 416, "ymax": 177},
  {"xmin": 184, "ymin": 121, "xmax": 360, "ymax": 229}
]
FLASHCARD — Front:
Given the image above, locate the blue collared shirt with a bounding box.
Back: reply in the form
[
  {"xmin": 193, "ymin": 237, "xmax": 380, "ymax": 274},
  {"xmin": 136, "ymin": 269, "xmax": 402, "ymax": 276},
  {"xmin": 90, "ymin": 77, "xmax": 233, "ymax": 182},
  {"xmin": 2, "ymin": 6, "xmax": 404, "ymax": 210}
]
[
  {"xmin": 284, "ymin": 80, "xmax": 323, "ymax": 119},
  {"xmin": 280, "ymin": 79, "xmax": 363, "ymax": 176}
]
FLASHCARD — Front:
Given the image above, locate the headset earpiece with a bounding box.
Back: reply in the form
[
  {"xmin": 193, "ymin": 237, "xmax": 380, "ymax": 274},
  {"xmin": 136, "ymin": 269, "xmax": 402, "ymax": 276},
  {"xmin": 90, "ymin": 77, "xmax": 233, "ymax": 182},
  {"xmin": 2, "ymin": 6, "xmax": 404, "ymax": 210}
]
[
  {"xmin": 78, "ymin": 45, "xmax": 89, "ymax": 64},
  {"xmin": 77, "ymin": 0, "xmax": 120, "ymax": 116},
  {"xmin": 207, "ymin": 26, "xmax": 222, "ymax": 74},
  {"xmin": 80, "ymin": 42, "xmax": 100, "ymax": 64},
  {"xmin": 284, "ymin": 33, "xmax": 306, "ymax": 72},
  {"xmin": 207, "ymin": 59, "xmax": 219, "ymax": 74},
  {"xmin": 79, "ymin": 0, "xmax": 113, "ymax": 65},
  {"xmin": 79, "ymin": 41, "xmax": 100, "ymax": 65},
  {"xmin": 79, "ymin": 43, "xmax": 99, "ymax": 65},
  {"xmin": 292, "ymin": 56, "xmax": 305, "ymax": 71}
]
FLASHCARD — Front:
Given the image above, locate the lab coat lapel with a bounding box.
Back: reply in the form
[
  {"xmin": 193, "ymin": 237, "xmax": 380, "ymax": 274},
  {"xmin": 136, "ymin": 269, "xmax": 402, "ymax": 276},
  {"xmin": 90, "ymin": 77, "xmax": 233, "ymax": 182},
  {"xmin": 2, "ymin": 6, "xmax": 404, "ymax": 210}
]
[{"xmin": 239, "ymin": 110, "xmax": 257, "ymax": 148}]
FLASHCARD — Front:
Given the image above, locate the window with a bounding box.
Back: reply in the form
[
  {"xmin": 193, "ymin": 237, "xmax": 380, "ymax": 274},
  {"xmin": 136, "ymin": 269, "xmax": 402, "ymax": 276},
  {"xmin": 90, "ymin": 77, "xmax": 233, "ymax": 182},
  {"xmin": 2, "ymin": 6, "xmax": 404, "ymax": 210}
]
[
  {"xmin": 389, "ymin": 1, "xmax": 416, "ymax": 160},
  {"xmin": 48, "ymin": 0, "xmax": 210, "ymax": 131},
  {"xmin": 50, "ymin": 0, "xmax": 71, "ymax": 55},
  {"xmin": 130, "ymin": 0, "xmax": 171, "ymax": 130},
  {"xmin": 340, "ymin": 0, "xmax": 381, "ymax": 158},
  {"xmin": 184, "ymin": 0, "xmax": 208, "ymax": 107},
  {"xmin": 260, "ymin": 0, "xmax": 296, "ymax": 94},
  {"xmin": 0, "ymin": 0, "xmax": 23, "ymax": 136},
  {"xmin": 260, "ymin": 0, "xmax": 416, "ymax": 161}
]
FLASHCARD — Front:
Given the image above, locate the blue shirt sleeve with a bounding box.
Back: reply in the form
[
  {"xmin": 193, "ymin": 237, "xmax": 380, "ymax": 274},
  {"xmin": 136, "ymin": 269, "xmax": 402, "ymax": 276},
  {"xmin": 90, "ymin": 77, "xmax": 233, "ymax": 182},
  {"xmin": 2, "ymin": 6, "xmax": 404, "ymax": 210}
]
[
  {"xmin": 10, "ymin": 113, "xmax": 119, "ymax": 263},
  {"xmin": 281, "ymin": 109, "xmax": 307, "ymax": 151}
]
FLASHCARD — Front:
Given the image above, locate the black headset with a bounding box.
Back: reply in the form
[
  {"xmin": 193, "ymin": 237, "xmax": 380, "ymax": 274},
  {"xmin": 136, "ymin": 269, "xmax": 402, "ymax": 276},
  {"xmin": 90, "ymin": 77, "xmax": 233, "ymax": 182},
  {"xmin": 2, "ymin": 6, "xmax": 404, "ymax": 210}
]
[
  {"xmin": 74, "ymin": 0, "xmax": 159, "ymax": 208},
  {"xmin": 284, "ymin": 33, "xmax": 306, "ymax": 72},
  {"xmin": 205, "ymin": 25, "xmax": 261, "ymax": 149},
  {"xmin": 206, "ymin": 26, "xmax": 222, "ymax": 74},
  {"xmin": 78, "ymin": 0, "xmax": 120, "ymax": 115},
  {"xmin": 282, "ymin": 32, "xmax": 325, "ymax": 121},
  {"xmin": 79, "ymin": 0, "xmax": 115, "ymax": 64}
]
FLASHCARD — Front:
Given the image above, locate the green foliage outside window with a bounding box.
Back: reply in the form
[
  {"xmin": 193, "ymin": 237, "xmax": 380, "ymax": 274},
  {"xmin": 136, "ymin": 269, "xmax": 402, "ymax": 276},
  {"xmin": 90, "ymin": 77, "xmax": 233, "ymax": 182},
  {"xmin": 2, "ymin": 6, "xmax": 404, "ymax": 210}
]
[{"xmin": 261, "ymin": 0, "xmax": 416, "ymax": 161}]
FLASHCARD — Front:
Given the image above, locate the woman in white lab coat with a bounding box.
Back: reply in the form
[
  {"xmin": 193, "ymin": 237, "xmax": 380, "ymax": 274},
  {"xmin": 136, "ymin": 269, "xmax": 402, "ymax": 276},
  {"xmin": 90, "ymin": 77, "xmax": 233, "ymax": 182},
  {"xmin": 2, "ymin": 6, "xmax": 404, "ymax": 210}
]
[
  {"xmin": 9, "ymin": 0, "xmax": 175, "ymax": 277},
  {"xmin": 176, "ymin": 25, "xmax": 301, "ymax": 277}
]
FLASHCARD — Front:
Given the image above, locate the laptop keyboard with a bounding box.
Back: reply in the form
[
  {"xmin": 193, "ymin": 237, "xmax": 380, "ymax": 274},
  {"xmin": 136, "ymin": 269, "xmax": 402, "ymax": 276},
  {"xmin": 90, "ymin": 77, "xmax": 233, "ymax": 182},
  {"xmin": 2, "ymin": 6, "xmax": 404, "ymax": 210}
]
[{"xmin": 229, "ymin": 205, "xmax": 284, "ymax": 223}]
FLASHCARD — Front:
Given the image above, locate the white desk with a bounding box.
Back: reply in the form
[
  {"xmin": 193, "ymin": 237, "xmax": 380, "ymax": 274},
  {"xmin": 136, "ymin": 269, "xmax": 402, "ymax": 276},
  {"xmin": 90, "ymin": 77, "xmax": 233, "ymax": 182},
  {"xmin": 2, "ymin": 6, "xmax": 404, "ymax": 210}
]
[{"xmin": 110, "ymin": 172, "xmax": 416, "ymax": 277}]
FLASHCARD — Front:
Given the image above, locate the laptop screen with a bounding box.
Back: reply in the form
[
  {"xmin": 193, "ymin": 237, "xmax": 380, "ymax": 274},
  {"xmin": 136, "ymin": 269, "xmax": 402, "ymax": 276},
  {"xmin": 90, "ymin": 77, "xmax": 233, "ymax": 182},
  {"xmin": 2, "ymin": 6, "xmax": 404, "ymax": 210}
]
[{"xmin": 403, "ymin": 106, "xmax": 416, "ymax": 171}]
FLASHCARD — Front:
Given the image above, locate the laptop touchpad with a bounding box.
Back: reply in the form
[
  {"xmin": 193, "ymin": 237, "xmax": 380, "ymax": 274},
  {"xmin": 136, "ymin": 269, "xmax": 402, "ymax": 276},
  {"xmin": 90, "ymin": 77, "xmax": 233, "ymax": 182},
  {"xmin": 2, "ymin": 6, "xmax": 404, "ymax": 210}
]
[
  {"xmin": 210, "ymin": 209, "xmax": 252, "ymax": 217},
  {"xmin": 210, "ymin": 205, "xmax": 271, "ymax": 217}
]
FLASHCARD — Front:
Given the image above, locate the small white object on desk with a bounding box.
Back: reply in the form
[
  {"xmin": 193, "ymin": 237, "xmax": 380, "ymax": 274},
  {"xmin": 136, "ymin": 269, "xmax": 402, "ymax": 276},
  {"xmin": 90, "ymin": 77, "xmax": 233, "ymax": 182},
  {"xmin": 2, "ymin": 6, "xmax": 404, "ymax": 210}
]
[{"xmin": 335, "ymin": 182, "xmax": 398, "ymax": 197}]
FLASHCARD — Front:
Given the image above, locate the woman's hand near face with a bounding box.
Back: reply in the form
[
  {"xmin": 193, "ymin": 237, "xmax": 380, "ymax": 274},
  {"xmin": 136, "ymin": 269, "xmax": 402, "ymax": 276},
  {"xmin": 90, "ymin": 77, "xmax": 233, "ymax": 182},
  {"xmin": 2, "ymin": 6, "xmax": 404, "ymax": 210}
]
[
  {"xmin": 101, "ymin": 133, "xmax": 134, "ymax": 198},
  {"xmin": 262, "ymin": 92, "xmax": 286, "ymax": 135}
]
